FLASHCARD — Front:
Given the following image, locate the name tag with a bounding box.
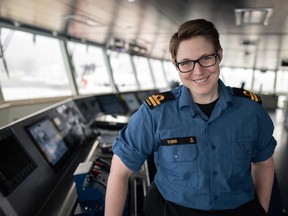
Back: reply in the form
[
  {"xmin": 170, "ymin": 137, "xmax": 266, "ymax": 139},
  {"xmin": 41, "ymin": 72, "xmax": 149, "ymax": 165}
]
[{"xmin": 160, "ymin": 136, "xmax": 197, "ymax": 146}]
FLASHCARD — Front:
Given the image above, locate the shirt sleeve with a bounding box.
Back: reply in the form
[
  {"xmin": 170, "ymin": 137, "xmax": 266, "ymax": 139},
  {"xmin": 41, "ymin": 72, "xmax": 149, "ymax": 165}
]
[
  {"xmin": 112, "ymin": 104, "xmax": 157, "ymax": 172},
  {"xmin": 252, "ymin": 106, "xmax": 277, "ymax": 162}
]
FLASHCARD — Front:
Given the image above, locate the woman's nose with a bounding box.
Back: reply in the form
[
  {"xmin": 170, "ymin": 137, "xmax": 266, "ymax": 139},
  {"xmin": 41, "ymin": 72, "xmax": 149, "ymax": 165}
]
[{"xmin": 192, "ymin": 62, "xmax": 204, "ymax": 75}]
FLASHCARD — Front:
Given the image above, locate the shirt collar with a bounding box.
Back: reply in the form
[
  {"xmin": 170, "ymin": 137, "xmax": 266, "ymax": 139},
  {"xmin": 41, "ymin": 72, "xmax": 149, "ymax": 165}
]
[
  {"xmin": 218, "ymin": 79, "xmax": 233, "ymax": 106},
  {"xmin": 178, "ymin": 79, "xmax": 234, "ymax": 109},
  {"xmin": 178, "ymin": 85, "xmax": 193, "ymax": 108}
]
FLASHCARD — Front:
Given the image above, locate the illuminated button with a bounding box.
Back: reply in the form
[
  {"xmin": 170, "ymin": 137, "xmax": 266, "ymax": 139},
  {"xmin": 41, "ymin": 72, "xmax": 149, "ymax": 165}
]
[
  {"xmin": 211, "ymin": 145, "xmax": 216, "ymax": 150},
  {"xmin": 174, "ymin": 154, "xmax": 179, "ymax": 159},
  {"xmin": 91, "ymin": 169, "xmax": 100, "ymax": 176}
]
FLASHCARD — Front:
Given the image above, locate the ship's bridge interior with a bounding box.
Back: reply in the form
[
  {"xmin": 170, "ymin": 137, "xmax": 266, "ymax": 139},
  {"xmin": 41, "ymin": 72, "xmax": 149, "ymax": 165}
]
[{"xmin": 0, "ymin": 0, "xmax": 288, "ymax": 215}]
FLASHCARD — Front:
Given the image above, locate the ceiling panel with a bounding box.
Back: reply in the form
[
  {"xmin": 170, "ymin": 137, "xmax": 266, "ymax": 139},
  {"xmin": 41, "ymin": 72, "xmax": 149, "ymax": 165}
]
[{"xmin": 1, "ymin": 0, "xmax": 288, "ymax": 70}]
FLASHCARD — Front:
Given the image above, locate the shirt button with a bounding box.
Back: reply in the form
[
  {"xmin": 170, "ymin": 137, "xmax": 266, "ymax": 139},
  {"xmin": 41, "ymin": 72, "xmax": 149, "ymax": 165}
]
[
  {"xmin": 174, "ymin": 154, "xmax": 179, "ymax": 159},
  {"xmin": 214, "ymin": 196, "xmax": 218, "ymax": 200},
  {"xmin": 211, "ymin": 145, "xmax": 216, "ymax": 150},
  {"xmin": 213, "ymin": 171, "xmax": 218, "ymax": 176}
]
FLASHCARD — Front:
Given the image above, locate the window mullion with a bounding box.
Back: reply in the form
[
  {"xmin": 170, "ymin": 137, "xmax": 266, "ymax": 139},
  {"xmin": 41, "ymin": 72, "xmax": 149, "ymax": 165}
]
[{"xmin": 60, "ymin": 40, "xmax": 79, "ymax": 96}]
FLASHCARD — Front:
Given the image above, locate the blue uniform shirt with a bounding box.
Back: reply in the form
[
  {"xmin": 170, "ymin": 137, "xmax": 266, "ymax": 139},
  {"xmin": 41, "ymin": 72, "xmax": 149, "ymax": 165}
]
[{"xmin": 112, "ymin": 79, "xmax": 276, "ymax": 210}]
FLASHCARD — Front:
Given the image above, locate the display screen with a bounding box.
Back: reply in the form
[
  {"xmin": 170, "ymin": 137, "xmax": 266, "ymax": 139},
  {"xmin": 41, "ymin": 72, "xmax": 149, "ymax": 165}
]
[
  {"xmin": 52, "ymin": 117, "xmax": 66, "ymax": 132},
  {"xmin": 58, "ymin": 105, "xmax": 81, "ymax": 129},
  {"xmin": 0, "ymin": 128, "xmax": 37, "ymax": 196},
  {"xmin": 27, "ymin": 118, "xmax": 69, "ymax": 167},
  {"xmin": 96, "ymin": 94, "xmax": 126, "ymax": 115},
  {"xmin": 120, "ymin": 92, "xmax": 141, "ymax": 113},
  {"xmin": 74, "ymin": 98, "xmax": 101, "ymax": 122}
]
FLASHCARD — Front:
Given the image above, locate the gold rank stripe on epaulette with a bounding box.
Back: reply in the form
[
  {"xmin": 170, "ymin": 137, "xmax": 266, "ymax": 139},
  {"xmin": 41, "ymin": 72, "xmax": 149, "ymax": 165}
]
[
  {"xmin": 145, "ymin": 91, "xmax": 175, "ymax": 109},
  {"xmin": 232, "ymin": 88, "xmax": 262, "ymax": 104},
  {"xmin": 160, "ymin": 136, "xmax": 197, "ymax": 146}
]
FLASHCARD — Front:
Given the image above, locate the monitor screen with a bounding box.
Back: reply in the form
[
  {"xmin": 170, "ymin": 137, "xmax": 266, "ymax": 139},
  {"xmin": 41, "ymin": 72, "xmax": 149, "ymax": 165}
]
[
  {"xmin": 74, "ymin": 98, "xmax": 101, "ymax": 122},
  {"xmin": 96, "ymin": 94, "xmax": 126, "ymax": 115},
  {"xmin": 27, "ymin": 118, "xmax": 69, "ymax": 167},
  {"xmin": 0, "ymin": 128, "xmax": 37, "ymax": 196},
  {"xmin": 57, "ymin": 104, "xmax": 82, "ymax": 130},
  {"xmin": 52, "ymin": 116, "xmax": 66, "ymax": 132},
  {"xmin": 120, "ymin": 92, "xmax": 141, "ymax": 113},
  {"xmin": 74, "ymin": 99, "xmax": 90, "ymax": 122}
]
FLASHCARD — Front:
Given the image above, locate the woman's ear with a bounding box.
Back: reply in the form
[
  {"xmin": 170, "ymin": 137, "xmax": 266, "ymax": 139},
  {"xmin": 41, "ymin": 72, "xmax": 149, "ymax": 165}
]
[
  {"xmin": 172, "ymin": 59, "xmax": 176, "ymax": 66},
  {"xmin": 218, "ymin": 49, "xmax": 223, "ymax": 62}
]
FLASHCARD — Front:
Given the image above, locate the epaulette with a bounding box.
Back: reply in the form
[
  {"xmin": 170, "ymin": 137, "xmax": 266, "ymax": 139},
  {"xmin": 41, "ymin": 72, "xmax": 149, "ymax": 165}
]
[
  {"xmin": 232, "ymin": 87, "xmax": 262, "ymax": 104},
  {"xmin": 145, "ymin": 91, "xmax": 175, "ymax": 109}
]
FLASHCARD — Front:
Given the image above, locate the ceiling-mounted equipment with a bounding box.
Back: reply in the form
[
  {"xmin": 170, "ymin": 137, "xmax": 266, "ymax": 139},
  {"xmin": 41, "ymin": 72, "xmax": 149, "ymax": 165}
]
[
  {"xmin": 63, "ymin": 15, "xmax": 100, "ymax": 27},
  {"xmin": 235, "ymin": 8, "xmax": 273, "ymax": 26}
]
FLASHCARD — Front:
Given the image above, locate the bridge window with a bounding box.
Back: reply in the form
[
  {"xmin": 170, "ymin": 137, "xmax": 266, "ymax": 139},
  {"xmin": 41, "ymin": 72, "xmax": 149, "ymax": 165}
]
[
  {"xmin": 253, "ymin": 69, "xmax": 275, "ymax": 94},
  {"xmin": 276, "ymin": 70, "xmax": 288, "ymax": 94},
  {"xmin": 149, "ymin": 59, "xmax": 168, "ymax": 89},
  {"xmin": 67, "ymin": 42, "xmax": 113, "ymax": 94},
  {"xmin": 0, "ymin": 28, "xmax": 72, "ymax": 101},
  {"xmin": 163, "ymin": 60, "xmax": 181, "ymax": 85},
  {"xmin": 132, "ymin": 56, "xmax": 154, "ymax": 90},
  {"xmin": 221, "ymin": 67, "xmax": 253, "ymax": 89},
  {"xmin": 108, "ymin": 50, "xmax": 139, "ymax": 92}
]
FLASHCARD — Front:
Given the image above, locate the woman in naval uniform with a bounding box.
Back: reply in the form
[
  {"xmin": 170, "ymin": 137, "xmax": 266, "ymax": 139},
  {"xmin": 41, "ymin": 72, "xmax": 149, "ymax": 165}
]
[{"xmin": 105, "ymin": 19, "xmax": 276, "ymax": 216}]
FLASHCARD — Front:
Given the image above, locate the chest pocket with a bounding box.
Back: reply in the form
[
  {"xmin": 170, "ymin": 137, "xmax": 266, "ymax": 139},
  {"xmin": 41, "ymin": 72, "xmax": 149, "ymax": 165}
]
[{"xmin": 157, "ymin": 139, "xmax": 199, "ymax": 188}]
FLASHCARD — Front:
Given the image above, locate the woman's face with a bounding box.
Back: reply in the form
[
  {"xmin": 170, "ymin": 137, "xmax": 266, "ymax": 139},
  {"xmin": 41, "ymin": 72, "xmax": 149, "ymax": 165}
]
[{"xmin": 175, "ymin": 36, "xmax": 222, "ymax": 103}]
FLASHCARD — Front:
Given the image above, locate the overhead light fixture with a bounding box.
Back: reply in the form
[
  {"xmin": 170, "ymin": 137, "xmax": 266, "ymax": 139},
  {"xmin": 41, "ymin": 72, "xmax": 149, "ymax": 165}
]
[
  {"xmin": 235, "ymin": 8, "xmax": 273, "ymax": 26},
  {"xmin": 63, "ymin": 14, "xmax": 100, "ymax": 27},
  {"xmin": 240, "ymin": 39, "xmax": 258, "ymax": 46}
]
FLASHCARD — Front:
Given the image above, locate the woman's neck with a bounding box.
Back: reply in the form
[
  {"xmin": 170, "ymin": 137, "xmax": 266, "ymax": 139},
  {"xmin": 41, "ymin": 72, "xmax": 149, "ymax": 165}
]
[{"xmin": 191, "ymin": 86, "xmax": 219, "ymax": 105}]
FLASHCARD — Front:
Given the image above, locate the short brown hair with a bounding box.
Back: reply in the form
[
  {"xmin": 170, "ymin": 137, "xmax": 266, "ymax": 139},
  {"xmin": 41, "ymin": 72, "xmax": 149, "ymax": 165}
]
[{"xmin": 169, "ymin": 19, "xmax": 222, "ymax": 62}]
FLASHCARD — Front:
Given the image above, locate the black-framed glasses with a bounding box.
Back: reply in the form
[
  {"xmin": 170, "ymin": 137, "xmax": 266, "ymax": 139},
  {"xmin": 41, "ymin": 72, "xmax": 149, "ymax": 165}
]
[{"xmin": 175, "ymin": 51, "xmax": 218, "ymax": 73}]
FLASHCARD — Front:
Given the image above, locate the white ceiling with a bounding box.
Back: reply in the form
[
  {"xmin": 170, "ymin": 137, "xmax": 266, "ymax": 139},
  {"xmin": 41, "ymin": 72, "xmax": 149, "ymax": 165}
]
[{"xmin": 1, "ymin": 0, "xmax": 288, "ymax": 71}]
